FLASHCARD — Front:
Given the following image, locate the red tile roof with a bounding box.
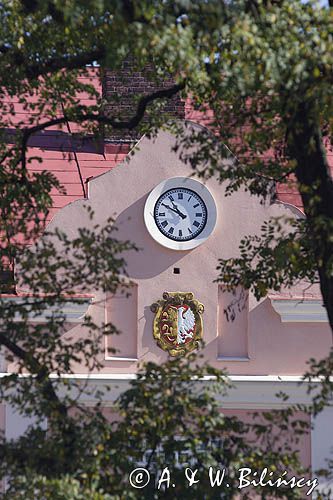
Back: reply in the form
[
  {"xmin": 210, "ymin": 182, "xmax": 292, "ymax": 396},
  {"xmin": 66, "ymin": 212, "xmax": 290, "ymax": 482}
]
[{"xmin": 5, "ymin": 75, "xmax": 333, "ymax": 224}]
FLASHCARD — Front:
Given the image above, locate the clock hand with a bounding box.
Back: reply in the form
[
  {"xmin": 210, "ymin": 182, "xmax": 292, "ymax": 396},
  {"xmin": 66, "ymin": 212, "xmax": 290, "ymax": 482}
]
[
  {"xmin": 161, "ymin": 203, "xmax": 187, "ymax": 219},
  {"xmin": 170, "ymin": 201, "xmax": 187, "ymax": 219},
  {"xmin": 161, "ymin": 203, "xmax": 173, "ymax": 211}
]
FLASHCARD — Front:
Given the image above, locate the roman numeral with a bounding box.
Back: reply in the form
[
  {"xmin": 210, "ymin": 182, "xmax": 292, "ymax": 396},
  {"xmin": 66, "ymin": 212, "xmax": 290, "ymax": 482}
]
[
  {"xmin": 187, "ymin": 196, "xmax": 192, "ymax": 202},
  {"xmin": 195, "ymin": 213, "xmax": 202, "ymax": 217},
  {"xmin": 179, "ymin": 230, "xmax": 183, "ymax": 237},
  {"xmin": 193, "ymin": 221, "xmax": 200, "ymax": 228},
  {"xmin": 178, "ymin": 192, "xmax": 183, "ymax": 200},
  {"xmin": 169, "ymin": 195, "xmax": 174, "ymax": 202},
  {"xmin": 159, "ymin": 212, "xmax": 165, "ymax": 217},
  {"xmin": 188, "ymin": 228, "xmax": 192, "ymax": 234},
  {"xmin": 168, "ymin": 227, "xmax": 174, "ymax": 234},
  {"xmin": 161, "ymin": 220, "xmax": 168, "ymax": 228},
  {"xmin": 193, "ymin": 203, "xmax": 199, "ymax": 208}
]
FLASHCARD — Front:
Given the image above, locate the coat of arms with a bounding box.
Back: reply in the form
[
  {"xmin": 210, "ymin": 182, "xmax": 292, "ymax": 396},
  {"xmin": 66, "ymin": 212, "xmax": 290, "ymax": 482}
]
[{"xmin": 150, "ymin": 292, "xmax": 204, "ymax": 356}]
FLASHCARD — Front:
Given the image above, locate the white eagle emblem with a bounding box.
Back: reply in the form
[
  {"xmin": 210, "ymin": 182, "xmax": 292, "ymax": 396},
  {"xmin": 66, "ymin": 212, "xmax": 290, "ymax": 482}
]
[
  {"xmin": 151, "ymin": 291, "xmax": 204, "ymax": 356},
  {"xmin": 176, "ymin": 306, "xmax": 195, "ymax": 344}
]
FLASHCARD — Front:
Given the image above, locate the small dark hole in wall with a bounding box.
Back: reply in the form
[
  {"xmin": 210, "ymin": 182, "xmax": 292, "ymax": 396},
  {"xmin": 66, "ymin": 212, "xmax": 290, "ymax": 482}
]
[{"xmin": 173, "ymin": 268, "xmax": 180, "ymax": 274}]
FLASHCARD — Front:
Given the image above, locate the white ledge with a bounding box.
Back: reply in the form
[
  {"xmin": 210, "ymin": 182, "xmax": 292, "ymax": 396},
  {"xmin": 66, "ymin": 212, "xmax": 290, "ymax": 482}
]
[
  {"xmin": 105, "ymin": 357, "xmax": 138, "ymax": 362},
  {"xmin": 1, "ymin": 373, "xmax": 330, "ymax": 408},
  {"xmin": 0, "ymin": 373, "xmax": 327, "ymax": 383},
  {"xmin": 217, "ymin": 356, "xmax": 250, "ymax": 362},
  {"xmin": 270, "ymin": 298, "xmax": 328, "ymax": 323},
  {"xmin": 0, "ymin": 297, "xmax": 92, "ymax": 323}
]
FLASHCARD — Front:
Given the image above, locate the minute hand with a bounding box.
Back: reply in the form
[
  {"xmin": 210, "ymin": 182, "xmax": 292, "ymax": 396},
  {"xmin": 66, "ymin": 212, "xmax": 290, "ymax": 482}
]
[
  {"xmin": 171, "ymin": 201, "xmax": 187, "ymax": 219},
  {"xmin": 161, "ymin": 203, "xmax": 187, "ymax": 219}
]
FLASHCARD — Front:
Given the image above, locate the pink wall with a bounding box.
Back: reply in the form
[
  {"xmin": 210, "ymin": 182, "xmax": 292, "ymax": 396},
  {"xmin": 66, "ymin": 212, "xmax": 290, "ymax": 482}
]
[
  {"xmin": 222, "ymin": 409, "xmax": 311, "ymax": 471},
  {"xmin": 0, "ymin": 402, "xmax": 4, "ymax": 434},
  {"xmin": 0, "ymin": 403, "xmax": 4, "ymax": 494},
  {"xmin": 106, "ymin": 285, "xmax": 138, "ymax": 359}
]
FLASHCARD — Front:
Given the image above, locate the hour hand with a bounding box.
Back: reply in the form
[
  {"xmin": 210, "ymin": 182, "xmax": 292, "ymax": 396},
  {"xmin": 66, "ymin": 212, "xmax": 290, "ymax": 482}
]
[
  {"xmin": 161, "ymin": 203, "xmax": 186, "ymax": 219},
  {"xmin": 170, "ymin": 201, "xmax": 187, "ymax": 219}
]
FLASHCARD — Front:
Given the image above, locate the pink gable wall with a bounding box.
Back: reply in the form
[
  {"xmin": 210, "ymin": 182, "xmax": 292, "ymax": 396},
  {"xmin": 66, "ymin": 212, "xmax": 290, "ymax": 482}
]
[
  {"xmin": 4, "ymin": 70, "xmax": 332, "ymax": 376},
  {"xmin": 26, "ymin": 126, "xmax": 330, "ymax": 377}
]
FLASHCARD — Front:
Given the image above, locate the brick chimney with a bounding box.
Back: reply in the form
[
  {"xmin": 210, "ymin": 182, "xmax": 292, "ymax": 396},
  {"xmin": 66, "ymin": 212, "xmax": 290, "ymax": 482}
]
[{"xmin": 102, "ymin": 59, "xmax": 185, "ymax": 143}]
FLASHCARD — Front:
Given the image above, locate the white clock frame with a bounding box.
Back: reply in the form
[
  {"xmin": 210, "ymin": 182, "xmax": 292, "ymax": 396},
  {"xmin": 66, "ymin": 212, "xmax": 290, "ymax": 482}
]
[{"xmin": 144, "ymin": 177, "xmax": 217, "ymax": 250}]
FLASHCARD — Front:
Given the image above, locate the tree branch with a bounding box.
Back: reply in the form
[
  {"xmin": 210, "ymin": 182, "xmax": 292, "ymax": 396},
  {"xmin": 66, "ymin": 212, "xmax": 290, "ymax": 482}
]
[
  {"xmin": 0, "ymin": 46, "xmax": 105, "ymax": 79},
  {"xmin": 20, "ymin": 81, "xmax": 185, "ymax": 169},
  {"xmin": 25, "ymin": 49, "xmax": 106, "ymax": 79},
  {"xmin": 0, "ymin": 331, "xmax": 68, "ymax": 417}
]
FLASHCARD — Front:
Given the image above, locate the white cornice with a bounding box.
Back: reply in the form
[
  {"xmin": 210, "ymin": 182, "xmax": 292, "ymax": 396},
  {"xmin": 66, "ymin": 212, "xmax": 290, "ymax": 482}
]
[
  {"xmin": 1, "ymin": 373, "xmax": 328, "ymax": 383},
  {"xmin": 1, "ymin": 372, "xmax": 328, "ymax": 409},
  {"xmin": 0, "ymin": 297, "xmax": 92, "ymax": 323},
  {"xmin": 270, "ymin": 298, "xmax": 328, "ymax": 323}
]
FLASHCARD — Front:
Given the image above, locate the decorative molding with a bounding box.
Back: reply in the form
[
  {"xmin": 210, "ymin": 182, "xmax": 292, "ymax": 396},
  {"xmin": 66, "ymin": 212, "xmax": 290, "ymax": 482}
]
[
  {"xmin": 0, "ymin": 297, "xmax": 92, "ymax": 323},
  {"xmin": 105, "ymin": 356, "xmax": 138, "ymax": 362},
  {"xmin": 1, "ymin": 373, "xmax": 329, "ymax": 411},
  {"xmin": 270, "ymin": 298, "xmax": 328, "ymax": 323},
  {"xmin": 0, "ymin": 373, "xmax": 322, "ymax": 382},
  {"xmin": 217, "ymin": 356, "xmax": 250, "ymax": 362}
]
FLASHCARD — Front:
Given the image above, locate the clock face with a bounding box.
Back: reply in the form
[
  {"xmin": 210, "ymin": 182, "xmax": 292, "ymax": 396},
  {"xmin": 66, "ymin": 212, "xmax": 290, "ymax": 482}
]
[
  {"xmin": 154, "ymin": 188, "xmax": 207, "ymax": 241},
  {"xmin": 144, "ymin": 177, "xmax": 217, "ymax": 251}
]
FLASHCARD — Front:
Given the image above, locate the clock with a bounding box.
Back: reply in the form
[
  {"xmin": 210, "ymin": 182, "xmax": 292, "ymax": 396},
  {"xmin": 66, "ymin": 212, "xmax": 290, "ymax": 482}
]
[
  {"xmin": 144, "ymin": 177, "xmax": 217, "ymax": 250},
  {"xmin": 154, "ymin": 187, "xmax": 207, "ymax": 242}
]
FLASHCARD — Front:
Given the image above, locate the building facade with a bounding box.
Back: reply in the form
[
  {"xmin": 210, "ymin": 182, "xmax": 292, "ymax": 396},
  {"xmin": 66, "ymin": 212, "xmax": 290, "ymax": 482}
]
[{"xmin": 1, "ymin": 67, "xmax": 332, "ymax": 495}]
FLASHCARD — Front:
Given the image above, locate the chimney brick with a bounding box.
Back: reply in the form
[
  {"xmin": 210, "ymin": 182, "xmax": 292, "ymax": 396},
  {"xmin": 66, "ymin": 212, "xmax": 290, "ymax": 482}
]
[{"xmin": 102, "ymin": 60, "xmax": 185, "ymax": 143}]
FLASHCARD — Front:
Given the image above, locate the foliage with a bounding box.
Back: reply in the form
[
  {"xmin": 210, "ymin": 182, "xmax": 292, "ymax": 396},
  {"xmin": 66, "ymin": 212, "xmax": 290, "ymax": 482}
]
[
  {"xmin": 216, "ymin": 216, "xmax": 317, "ymax": 299},
  {"xmin": 2, "ymin": 356, "xmax": 310, "ymax": 499},
  {"xmin": 168, "ymin": 0, "xmax": 333, "ymax": 329},
  {"xmin": 0, "ymin": 0, "xmax": 332, "ymax": 498}
]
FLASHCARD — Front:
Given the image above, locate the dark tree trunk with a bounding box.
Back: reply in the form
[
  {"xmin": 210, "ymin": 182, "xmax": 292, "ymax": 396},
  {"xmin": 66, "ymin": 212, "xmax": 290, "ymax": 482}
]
[{"xmin": 287, "ymin": 100, "xmax": 333, "ymax": 341}]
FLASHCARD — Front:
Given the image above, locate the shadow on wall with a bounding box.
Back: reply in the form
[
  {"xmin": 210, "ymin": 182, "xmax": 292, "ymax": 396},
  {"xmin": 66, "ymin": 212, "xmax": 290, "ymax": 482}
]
[
  {"xmin": 114, "ymin": 192, "xmax": 193, "ymax": 279},
  {"xmin": 4, "ymin": 128, "xmax": 103, "ymax": 153},
  {"xmin": 141, "ymin": 305, "xmax": 169, "ymax": 362}
]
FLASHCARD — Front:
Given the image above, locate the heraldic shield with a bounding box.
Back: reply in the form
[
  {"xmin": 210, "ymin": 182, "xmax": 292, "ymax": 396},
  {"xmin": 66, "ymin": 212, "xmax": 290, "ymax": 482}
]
[{"xmin": 150, "ymin": 292, "xmax": 204, "ymax": 357}]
